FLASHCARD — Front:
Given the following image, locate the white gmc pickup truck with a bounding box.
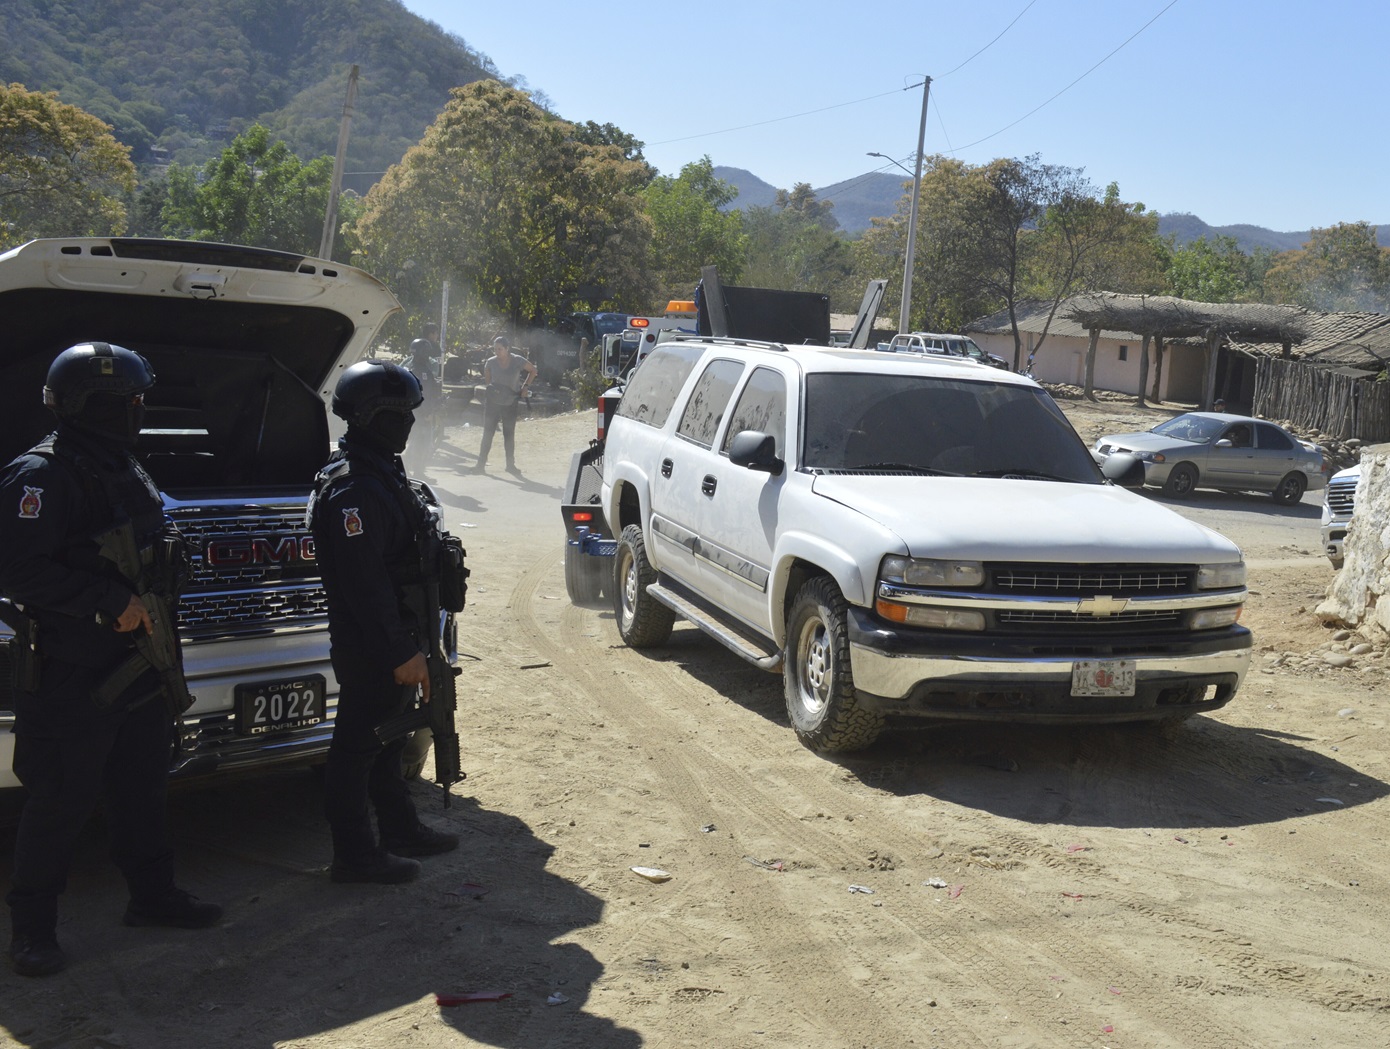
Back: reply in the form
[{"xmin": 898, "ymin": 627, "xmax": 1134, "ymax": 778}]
[
  {"xmin": 1, "ymin": 237, "xmax": 447, "ymax": 795},
  {"xmin": 601, "ymin": 335, "xmax": 1252, "ymax": 751}
]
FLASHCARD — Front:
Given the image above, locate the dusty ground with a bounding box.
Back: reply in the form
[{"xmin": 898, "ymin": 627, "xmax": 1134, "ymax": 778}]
[{"xmin": 3, "ymin": 392, "xmax": 1387, "ymax": 1049}]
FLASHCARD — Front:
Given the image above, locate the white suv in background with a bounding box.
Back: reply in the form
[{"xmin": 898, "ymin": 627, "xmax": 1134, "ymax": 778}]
[
  {"xmin": 601, "ymin": 335, "xmax": 1250, "ymax": 752},
  {"xmin": 884, "ymin": 331, "xmax": 1010, "ymax": 370},
  {"xmin": 1321, "ymin": 463, "xmax": 1361, "ymax": 568}
]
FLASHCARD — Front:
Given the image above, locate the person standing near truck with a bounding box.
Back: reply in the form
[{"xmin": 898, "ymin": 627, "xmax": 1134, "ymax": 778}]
[
  {"xmin": 1, "ymin": 342, "xmax": 221, "ymax": 978},
  {"xmin": 404, "ymin": 322, "xmax": 445, "ymax": 479},
  {"xmin": 472, "ymin": 335, "xmax": 537, "ymax": 476},
  {"xmin": 309, "ymin": 360, "xmax": 459, "ymax": 885}
]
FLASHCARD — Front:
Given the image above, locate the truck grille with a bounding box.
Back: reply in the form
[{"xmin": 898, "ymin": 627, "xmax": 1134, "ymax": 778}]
[
  {"xmin": 167, "ymin": 506, "xmax": 325, "ymax": 633},
  {"xmin": 991, "ymin": 563, "xmax": 1193, "ymax": 595},
  {"xmin": 1326, "ymin": 479, "xmax": 1357, "ymax": 518},
  {"xmin": 999, "ymin": 609, "xmax": 1183, "ymax": 629}
]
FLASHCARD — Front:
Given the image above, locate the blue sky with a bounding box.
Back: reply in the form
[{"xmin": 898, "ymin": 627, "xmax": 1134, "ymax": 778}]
[{"xmin": 401, "ymin": 0, "xmax": 1387, "ymax": 233}]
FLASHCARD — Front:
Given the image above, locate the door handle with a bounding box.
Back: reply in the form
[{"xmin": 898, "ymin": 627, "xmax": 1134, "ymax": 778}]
[
  {"xmin": 701, "ymin": 475, "xmax": 717, "ymax": 496},
  {"xmin": 661, "ymin": 458, "xmax": 673, "ymax": 478}
]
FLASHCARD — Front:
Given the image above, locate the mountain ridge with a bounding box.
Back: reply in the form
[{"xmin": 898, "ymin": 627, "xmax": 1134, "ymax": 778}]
[{"xmin": 712, "ymin": 165, "xmax": 1388, "ymax": 254}]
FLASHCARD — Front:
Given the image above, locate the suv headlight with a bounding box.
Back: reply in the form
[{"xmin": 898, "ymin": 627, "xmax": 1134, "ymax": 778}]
[
  {"xmin": 880, "ymin": 557, "xmax": 984, "ymax": 587},
  {"xmin": 1196, "ymin": 561, "xmax": 1246, "ymax": 589}
]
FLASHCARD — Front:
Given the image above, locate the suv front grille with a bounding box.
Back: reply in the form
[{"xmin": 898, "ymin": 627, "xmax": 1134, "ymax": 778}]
[
  {"xmin": 992, "ymin": 563, "xmax": 1193, "ymax": 595},
  {"xmin": 167, "ymin": 506, "xmax": 325, "ymax": 634},
  {"xmin": 1326, "ymin": 479, "xmax": 1357, "ymax": 517}
]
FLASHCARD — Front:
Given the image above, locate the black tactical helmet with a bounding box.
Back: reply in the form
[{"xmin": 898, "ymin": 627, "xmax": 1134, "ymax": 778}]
[
  {"xmin": 43, "ymin": 342, "xmax": 156, "ymax": 417},
  {"xmin": 331, "ymin": 359, "xmax": 423, "ymax": 427}
]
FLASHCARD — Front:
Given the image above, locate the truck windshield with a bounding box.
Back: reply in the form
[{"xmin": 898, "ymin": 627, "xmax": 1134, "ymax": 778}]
[{"xmin": 803, "ymin": 374, "xmax": 1101, "ymax": 483}]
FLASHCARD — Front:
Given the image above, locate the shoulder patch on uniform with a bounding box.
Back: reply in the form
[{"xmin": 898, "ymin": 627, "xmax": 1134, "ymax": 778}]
[
  {"xmin": 18, "ymin": 486, "xmax": 42, "ymax": 519},
  {"xmin": 342, "ymin": 507, "xmax": 364, "ymax": 536}
]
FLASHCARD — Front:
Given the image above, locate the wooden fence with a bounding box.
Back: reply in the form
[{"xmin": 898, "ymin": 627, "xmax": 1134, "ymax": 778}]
[{"xmin": 1253, "ymin": 357, "xmax": 1390, "ymax": 442}]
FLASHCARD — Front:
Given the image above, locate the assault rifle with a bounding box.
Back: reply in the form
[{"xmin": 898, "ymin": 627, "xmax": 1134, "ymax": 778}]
[
  {"xmin": 92, "ymin": 519, "xmax": 196, "ymax": 715},
  {"xmin": 375, "ymin": 510, "xmax": 468, "ymax": 807}
]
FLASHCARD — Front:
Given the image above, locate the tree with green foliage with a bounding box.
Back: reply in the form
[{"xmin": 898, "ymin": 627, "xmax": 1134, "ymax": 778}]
[
  {"xmin": 160, "ymin": 124, "xmax": 335, "ymax": 254},
  {"xmin": 352, "ymin": 81, "xmax": 653, "ymax": 328},
  {"xmin": 742, "ymin": 183, "xmax": 858, "ymax": 310},
  {"xmin": 1165, "ymin": 234, "xmax": 1257, "ymax": 302},
  {"xmin": 1263, "ymin": 222, "xmax": 1389, "ymax": 312},
  {"xmin": 643, "ymin": 157, "xmax": 746, "ymax": 308},
  {"xmin": 0, "ymin": 82, "xmax": 135, "ymax": 248}
]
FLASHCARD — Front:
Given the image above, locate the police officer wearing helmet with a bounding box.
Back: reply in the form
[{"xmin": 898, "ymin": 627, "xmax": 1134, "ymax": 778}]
[
  {"xmin": 308, "ymin": 359, "xmax": 459, "ymax": 884},
  {"xmin": 0, "ymin": 342, "xmax": 221, "ymax": 979}
]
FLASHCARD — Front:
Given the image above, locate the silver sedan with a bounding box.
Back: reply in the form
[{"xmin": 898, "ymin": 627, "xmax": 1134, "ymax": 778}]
[{"xmin": 1092, "ymin": 412, "xmax": 1327, "ymax": 504}]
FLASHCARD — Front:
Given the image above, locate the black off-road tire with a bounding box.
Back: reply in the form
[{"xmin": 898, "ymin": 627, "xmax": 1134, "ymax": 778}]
[
  {"xmin": 1272, "ymin": 472, "xmax": 1307, "ymax": 505},
  {"xmin": 564, "ymin": 541, "xmax": 605, "ymax": 604},
  {"xmin": 614, "ymin": 524, "xmax": 675, "ymax": 648},
  {"xmin": 1162, "ymin": 463, "xmax": 1198, "ymax": 498},
  {"xmin": 783, "ymin": 577, "xmax": 884, "ymax": 752},
  {"xmin": 401, "ymin": 728, "xmax": 432, "ymax": 781}
]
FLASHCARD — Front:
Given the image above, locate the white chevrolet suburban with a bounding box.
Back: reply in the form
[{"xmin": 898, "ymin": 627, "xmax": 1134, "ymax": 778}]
[
  {"xmin": 1, "ymin": 237, "xmax": 445, "ymax": 794},
  {"xmin": 602, "ymin": 335, "xmax": 1251, "ymax": 751}
]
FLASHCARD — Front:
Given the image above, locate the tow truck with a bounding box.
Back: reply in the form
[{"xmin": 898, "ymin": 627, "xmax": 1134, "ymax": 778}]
[{"xmin": 559, "ymin": 269, "xmax": 886, "ymax": 602}]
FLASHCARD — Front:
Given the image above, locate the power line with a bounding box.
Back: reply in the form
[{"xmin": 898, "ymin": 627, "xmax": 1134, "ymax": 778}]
[
  {"xmin": 646, "ymin": 87, "xmax": 903, "ymax": 147},
  {"xmin": 944, "ymin": 0, "xmax": 1181, "ymax": 154},
  {"xmin": 937, "ymin": 0, "xmax": 1039, "ymax": 79}
]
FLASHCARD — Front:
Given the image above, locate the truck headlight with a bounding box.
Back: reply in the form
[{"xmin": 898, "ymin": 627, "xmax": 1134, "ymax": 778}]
[
  {"xmin": 1191, "ymin": 606, "xmax": 1242, "ymax": 629},
  {"xmin": 1196, "ymin": 562, "xmax": 1246, "ymax": 589},
  {"xmin": 880, "ymin": 557, "xmax": 984, "ymax": 587},
  {"xmin": 875, "ymin": 599, "xmax": 986, "ymax": 631}
]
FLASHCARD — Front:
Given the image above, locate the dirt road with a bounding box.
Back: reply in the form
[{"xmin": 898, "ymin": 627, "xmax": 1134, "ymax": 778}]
[{"xmin": 3, "ymin": 397, "xmax": 1387, "ymax": 1049}]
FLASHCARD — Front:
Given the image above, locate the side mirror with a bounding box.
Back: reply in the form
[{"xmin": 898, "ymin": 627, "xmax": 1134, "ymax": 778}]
[
  {"xmin": 727, "ymin": 430, "xmax": 783, "ymax": 475},
  {"xmin": 601, "ymin": 333, "xmax": 623, "ymax": 379},
  {"xmin": 1100, "ymin": 453, "xmax": 1146, "ymax": 488},
  {"xmin": 1213, "ymin": 438, "xmax": 1233, "ymax": 448}
]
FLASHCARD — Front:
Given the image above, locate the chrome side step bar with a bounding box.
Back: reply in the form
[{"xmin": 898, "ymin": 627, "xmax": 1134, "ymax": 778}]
[{"xmin": 647, "ymin": 582, "xmax": 782, "ymax": 672}]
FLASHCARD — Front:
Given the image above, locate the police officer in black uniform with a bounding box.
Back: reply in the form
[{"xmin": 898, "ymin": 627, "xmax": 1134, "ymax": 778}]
[
  {"xmin": 1, "ymin": 343, "xmax": 221, "ymax": 979},
  {"xmin": 309, "ymin": 360, "xmax": 459, "ymax": 884}
]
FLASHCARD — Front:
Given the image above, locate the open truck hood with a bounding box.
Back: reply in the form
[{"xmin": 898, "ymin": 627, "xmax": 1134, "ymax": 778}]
[{"xmin": 0, "ymin": 238, "xmax": 400, "ymax": 493}]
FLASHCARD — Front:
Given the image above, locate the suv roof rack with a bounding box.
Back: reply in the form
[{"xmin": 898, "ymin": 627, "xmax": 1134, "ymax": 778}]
[{"xmin": 663, "ymin": 333, "xmax": 790, "ymax": 353}]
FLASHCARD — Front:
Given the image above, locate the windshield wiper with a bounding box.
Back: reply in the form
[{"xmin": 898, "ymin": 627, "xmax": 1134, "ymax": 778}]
[
  {"xmin": 971, "ymin": 468, "xmax": 1077, "ymax": 482},
  {"xmin": 845, "ymin": 461, "xmax": 951, "ymax": 475}
]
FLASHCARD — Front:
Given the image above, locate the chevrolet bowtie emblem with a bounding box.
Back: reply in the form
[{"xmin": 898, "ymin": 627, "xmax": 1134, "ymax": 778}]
[{"xmin": 1076, "ymin": 595, "xmax": 1129, "ymax": 616}]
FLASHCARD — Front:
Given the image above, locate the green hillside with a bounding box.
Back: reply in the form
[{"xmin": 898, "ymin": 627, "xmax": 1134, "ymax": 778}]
[{"xmin": 0, "ymin": 0, "xmax": 498, "ymax": 191}]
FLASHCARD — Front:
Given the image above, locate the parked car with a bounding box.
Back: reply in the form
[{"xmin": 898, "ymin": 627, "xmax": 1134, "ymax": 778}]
[
  {"xmin": 1091, "ymin": 412, "xmax": 1327, "ymax": 504},
  {"xmin": 1321, "ymin": 463, "xmax": 1361, "ymax": 568},
  {"xmin": 0, "ymin": 237, "xmax": 451, "ymax": 796},
  {"xmin": 885, "ymin": 332, "xmax": 1010, "ymax": 370},
  {"xmin": 600, "ymin": 336, "xmax": 1251, "ymax": 752}
]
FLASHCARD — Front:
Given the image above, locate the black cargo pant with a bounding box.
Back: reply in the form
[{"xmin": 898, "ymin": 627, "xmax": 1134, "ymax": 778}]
[
  {"xmin": 6, "ymin": 662, "xmax": 175, "ymax": 939},
  {"xmin": 323, "ymin": 652, "xmax": 420, "ymax": 861},
  {"xmin": 476, "ymin": 397, "xmax": 519, "ymax": 469}
]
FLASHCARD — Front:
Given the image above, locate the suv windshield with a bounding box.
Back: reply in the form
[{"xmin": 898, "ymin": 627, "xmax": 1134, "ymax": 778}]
[{"xmin": 803, "ymin": 374, "xmax": 1100, "ymax": 482}]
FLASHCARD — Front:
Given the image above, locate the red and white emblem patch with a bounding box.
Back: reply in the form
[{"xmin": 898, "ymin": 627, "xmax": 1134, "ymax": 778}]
[
  {"xmin": 342, "ymin": 507, "xmax": 364, "ymax": 536},
  {"xmin": 18, "ymin": 486, "xmax": 42, "ymax": 519}
]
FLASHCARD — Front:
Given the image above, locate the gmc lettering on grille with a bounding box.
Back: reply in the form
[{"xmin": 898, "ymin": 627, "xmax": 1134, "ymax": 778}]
[{"xmin": 205, "ymin": 535, "xmax": 316, "ymax": 567}]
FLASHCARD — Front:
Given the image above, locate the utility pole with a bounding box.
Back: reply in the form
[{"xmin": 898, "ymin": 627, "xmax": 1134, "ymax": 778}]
[
  {"xmin": 318, "ymin": 65, "xmax": 359, "ymax": 261},
  {"xmin": 899, "ymin": 76, "xmax": 931, "ymax": 334}
]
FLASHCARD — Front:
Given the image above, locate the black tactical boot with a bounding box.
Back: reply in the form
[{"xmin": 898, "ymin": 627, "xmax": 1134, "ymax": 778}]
[
  {"xmin": 9, "ymin": 933, "xmax": 66, "ymax": 977},
  {"xmin": 329, "ymin": 850, "xmax": 421, "ymax": 884},
  {"xmin": 124, "ymin": 888, "xmax": 223, "ymax": 929},
  {"xmin": 381, "ymin": 823, "xmax": 460, "ymax": 858}
]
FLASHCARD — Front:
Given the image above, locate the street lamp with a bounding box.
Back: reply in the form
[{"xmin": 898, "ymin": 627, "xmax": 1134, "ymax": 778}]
[
  {"xmin": 867, "ymin": 152, "xmax": 914, "ymax": 178},
  {"xmin": 869, "ymin": 77, "xmax": 931, "ymax": 334}
]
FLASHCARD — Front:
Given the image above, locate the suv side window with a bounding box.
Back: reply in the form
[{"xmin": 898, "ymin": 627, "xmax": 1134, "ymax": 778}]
[
  {"xmin": 677, "ymin": 358, "xmax": 745, "ymax": 448},
  {"xmin": 720, "ymin": 366, "xmax": 787, "ymax": 458},
  {"xmin": 616, "ymin": 342, "xmax": 706, "ymax": 428},
  {"xmin": 1255, "ymin": 423, "xmax": 1294, "ymax": 451}
]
